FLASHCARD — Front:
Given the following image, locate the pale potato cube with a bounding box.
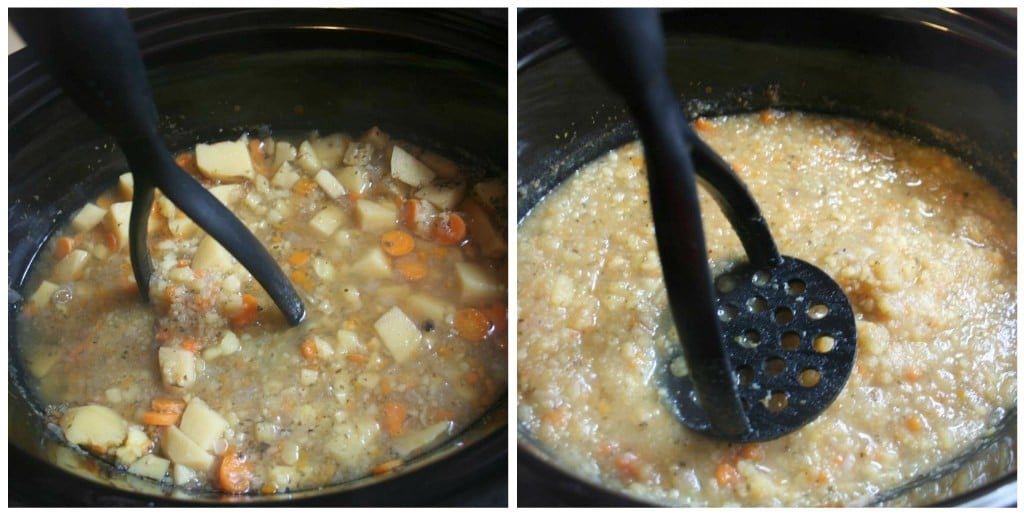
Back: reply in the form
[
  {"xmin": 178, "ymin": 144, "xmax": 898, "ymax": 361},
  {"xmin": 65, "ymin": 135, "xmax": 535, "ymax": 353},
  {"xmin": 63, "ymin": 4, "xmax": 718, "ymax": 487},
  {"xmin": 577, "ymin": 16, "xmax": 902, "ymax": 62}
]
[
  {"xmin": 419, "ymin": 151, "xmax": 461, "ymax": 179},
  {"xmin": 24, "ymin": 343, "xmax": 61, "ymax": 378},
  {"xmin": 373, "ymin": 306, "xmax": 422, "ymax": 363},
  {"xmin": 128, "ymin": 454, "xmax": 170, "ymax": 481},
  {"xmin": 115, "ymin": 426, "xmax": 153, "ymax": 465},
  {"xmin": 455, "ymin": 262, "xmax": 504, "ymax": 305},
  {"xmin": 192, "ymin": 235, "xmax": 237, "ymax": 274},
  {"xmin": 271, "ymin": 161, "xmax": 302, "ymax": 190},
  {"xmin": 179, "ymin": 397, "xmax": 229, "ymax": 452},
  {"xmin": 158, "ymin": 346, "xmax": 197, "ymax": 388},
  {"xmin": 343, "ymin": 141, "xmax": 376, "ymax": 167},
  {"xmin": 472, "ymin": 180, "xmax": 504, "ymax": 212},
  {"xmin": 335, "ymin": 329, "xmax": 362, "ymax": 353},
  {"xmin": 173, "ymin": 464, "xmax": 197, "ymax": 486},
  {"xmin": 393, "ymin": 420, "xmax": 452, "ymax": 457},
  {"xmin": 295, "ymin": 140, "xmax": 322, "ymax": 173},
  {"xmin": 27, "ymin": 280, "xmax": 59, "ymax": 309},
  {"xmin": 336, "ymin": 166, "xmax": 370, "ymax": 194},
  {"xmin": 314, "ymin": 169, "xmax": 346, "ymax": 198},
  {"xmin": 351, "ymin": 247, "xmax": 392, "ymax": 279},
  {"xmin": 167, "ymin": 217, "xmax": 199, "ymax": 239},
  {"xmin": 362, "ymin": 126, "xmax": 390, "ymax": 150},
  {"xmin": 309, "ymin": 205, "xmax": 346, "ymax": 237},
  {"xmin": 118, "ymin": 173, "xmax": 134, "ymax": 200},
  {"xmin": 71, "ymin": 203, "xmax": 107, "ymax": 233},
  {"xmin": 162, "ymin": 425, "xmax": 214, "ymax": 471},
  {"xmin": 208, "ymin": 184, "xmax": 242, "ymax": 207},
  {"xmin": 60, "ymin": 405, "xmax": 128, "ymax": 449},
  {"xmin": 391, "ymin": 146, "xmax": 436, "ymax": 187},
  {"xmin": 103, "ymin": 201, "xmax": 133, "ymax": 250},
  {"xmin": 195, "ymin": 138, "xmax": 254, "ymax": 182},
  {"xmin": 53, "ymin": 249, "xmax": 90, "ymax": 282},
  {"xmin": 271, "ymin": 141, "xmax": 297, "ymax": 173},
  {"xmin": 355, "ymin": 199, "xmax": 397, "ymax": 232},
  {"xmin": 326, "ymin": 415, "xmax": 380, "ymax": 469},
  {"xmin": 300, "ymin": 368, "xmax": 319, "ymax": 386},
  {"xmin": 461, "ymin": 197, "xmax": 507, "ymax": 258},
  {"xmin": 311, "ymin": 133, "xmax": 351, "ymax": 169},
  {"xmin": 414, "ymin": 182, "xmax": 466, "ymax": 210},
  {"xmin": 156, "ymin": 195, "xmax": 177, "ymax": 219},
  {"xmin": 269, "ymin": 466, "xmax": 298, "ymax": 489},
  {"xmin": 403, "ymin": 293, "xmax": 455, "ymax": 327},
  {"xmin": 312, "ymin": 335, "xmax": 335, "ymax": 359},
  {"xmin": 312, "ymin": 257, "xmax": 336, "ymax": 281}
]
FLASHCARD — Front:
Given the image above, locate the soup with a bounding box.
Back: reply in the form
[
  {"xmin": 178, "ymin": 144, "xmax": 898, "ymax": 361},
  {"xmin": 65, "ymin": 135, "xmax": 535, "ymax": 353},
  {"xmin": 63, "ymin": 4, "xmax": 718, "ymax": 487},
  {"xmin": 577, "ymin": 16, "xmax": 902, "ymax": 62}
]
[
  {"xmin": 517, "ymin": 112, "xmax": 1015, "ymax": 506},
  {"xmin": 18, "ymin": 127, "xmax": 508, "ymax": 494}
]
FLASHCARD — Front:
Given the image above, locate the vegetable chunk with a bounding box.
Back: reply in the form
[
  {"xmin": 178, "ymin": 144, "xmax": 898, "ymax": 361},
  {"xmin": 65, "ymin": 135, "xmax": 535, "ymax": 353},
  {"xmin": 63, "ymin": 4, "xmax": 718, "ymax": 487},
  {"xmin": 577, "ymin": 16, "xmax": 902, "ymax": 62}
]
[
  {"xmin": 373, "ymin": 307, "xmax": 422, "ymax": 363},
  {"xmin": 60, "ymin": 404, "xmax": 128, "ymax": 450},
  {"xmin": 195, "ymin": 138, "xmax": 255, "ymax": 182}
]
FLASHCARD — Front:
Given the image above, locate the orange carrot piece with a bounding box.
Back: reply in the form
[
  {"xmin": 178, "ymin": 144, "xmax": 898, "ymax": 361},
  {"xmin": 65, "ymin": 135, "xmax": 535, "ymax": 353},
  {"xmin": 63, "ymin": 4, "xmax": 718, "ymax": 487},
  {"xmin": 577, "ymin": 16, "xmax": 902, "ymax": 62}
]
[
  {"xmin": 181, "ymin": 339, "xmax": 201, "ymax": 354},
  {"xmin": 738, "ymin": 443, "xmax": 764, "ymax": 461},
  {"xmin": 175, "ymin": 152, "xmax": 200, "ymax": 176},
  {"xmin": 905, "ymin": 368, "xmax": 924, "ymax": 382},
  {"xmin": 287, "ymin": 250, "xmax": 311, "ymax": 267},
  {"xmin": 381, "ymin": 402, "xmax": 407, "ymax": 436},
  {"xmin": 218, "ymin": 447, "xmax": 253, "ymax": 494},
  {"xmin": 230, "ymin": 294, "xmax": 259, "ymax": 329},
  {"xmin": 694, "ymin": 116, "xmax": 717, "ymax": 133},
  {"xmin": 292, "ymin": 178, "xmax": 318, "ymax": 195},
  {"xmin": 150, "ymin": 398, "xmax": 186, "ymax": 414},
  {"xmin": 300, "ymin": 339, "xmax": 318, "ymax": 362},
  {"xmin": 380, "ymin": 230, "xmax": 415, "ymax": 257},
  {"xmin": 346, "ymin": 191, "xmax": 365, "ymax": 202},
  {"xmin": 615, "ymin": 452, "xmax": 642, "ymax": 481},
  {"xmin": 906, "ymin": 414, "xmax": 924, "ymax": 432},
  {"xmin": 372, "ymin": 459, "xmax": 403, "ymax": 476},
  {"xmin": 454, "ymin": 308, "xmax": 493, "ymax": 342},
  {"xmin": 141, "ymin": 410, "xmax": 180, "ymax": 426},
  {"xmin": 715, "ymin": 462, "xmax": 739, "ymax": 487},
  {"xmin": 464, "ymin": 370, "xmax": 480, "ymax": 385},
  {"xmin": 55, "ymin": 236, "xmax": 76, "ymax": 259},
  {"xmin": 431, "ymin": 213, "xmax": 467, "ymax": 246},
  {"xmin": 394, "ymin": 254, "xmax": 428, "ymax": 281},
  {"xmin": 481, "ymin": 303, "xmax": 508, "ymax": 333},
  {"xmin": 103, "ymin": 230, "xmax": 119, "ymax": 251},
  {"xmin": 346, "ymin": 353, "xmax": 368, "ymax": 365}
]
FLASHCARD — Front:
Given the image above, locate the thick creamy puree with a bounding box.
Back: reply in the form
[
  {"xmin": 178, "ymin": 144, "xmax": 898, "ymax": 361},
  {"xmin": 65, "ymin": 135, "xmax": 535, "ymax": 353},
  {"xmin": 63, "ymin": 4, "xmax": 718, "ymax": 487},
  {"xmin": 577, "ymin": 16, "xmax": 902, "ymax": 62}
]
[{"xmin": 517, "ymin": 112, "xmax": 1016, "ymax": 506}]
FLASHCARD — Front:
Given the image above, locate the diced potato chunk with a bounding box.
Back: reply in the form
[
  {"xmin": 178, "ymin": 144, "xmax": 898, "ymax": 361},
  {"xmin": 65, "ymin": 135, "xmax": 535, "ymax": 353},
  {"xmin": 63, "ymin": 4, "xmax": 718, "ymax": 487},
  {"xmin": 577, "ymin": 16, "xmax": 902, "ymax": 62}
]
[
  {"xmin": 24, "ymin": 343, "xmax": 61, "ymax": 378},
  {"xmin": 455, "ymin": 262, "xmax": 504, "ymax": 305},
  {"xmin": 156, "ymin": 195, "xmax": 177, "ymax": 219},
  {"xmin": 269, "ymin": 465, "xmax": 298, "ymax": 489},
  {"xmin": 419, "ymin": 151, "xmax": 461, "ymax": 179},
  {"xmin": 335, "ymin": 329, "xmax": 362, "ymax": 353},
  {"xmin": 309, "ymin": 205, "xmax": 346, "ymax": 237},
  {"xmin": 128, "ymin": 454, "xmax": 170, "ymax": 481},
  {"xmin": 173, "ymin": 463, "xmax": 197, "ymax": 486},
  {"xmin": 208, "ymin": 184, "xmax": 242, "ymax": 207},
  {"xmin": 196, "ymin": 138, "xmax": 254, "ymax": 182},
  {"xmin": 311, "ymin": 133, "xmax": 351, "ymax": 169},
  {"xmin": 192, "ymin": 235, "xmax": 237, "ymax": 274},
  {"xmin": 295, "ymin": 140, "xmax": 322, "ymax": 173},
  {"xmin": 179, "ymin": 397, "xmax": 230, "ymax": 452},
  {"xmin": 355, "ymin": 199, "xmax": 397, "ymax": 232},
  {"xmin": 103, "ymin": 201, "xmax": 132, "ymax": 250},
  {"xmin": 60, "ymin": 405, "xmax": 128, "ymax": 449},
  {"xmin": 373, "ymin": 306, "xmax": 422, "ymax": 363},
  {"xmin": 461, "ymin": 198, "xmax": 507, "ymax": 258},
  {"xmin": 351, "ymin": 247, "xmax": 392, "ymax": 279},
  {"xmin": 390, "ymin": 146, "xmax": 436, "ymax": 187},
  {"xmin": 115, "ymin": 426, "xmax": 153, "ymax": 465},
  {"xmin": 271, "ymin": 161, "xmax": 302, "ymax": 190},
  {"xmin": 272, "ymin": 141, "xmax": 297, "ymax": 173},
  {"xmin": 71, "ymin": 203, "xmax": 107, "ymax": 233},
  {"xmin": 403, "ymin": 293, "xmax": 455, "ymax": 326},
  {"xmin": 414, "ymin": 182, "xmax": 466, "ymax": 210},
  {"xmin": 473, "ymin": 180, "xmax": 504, "ymax": 212},
  {"xmin": 362, "ymin": 126, "xmax": 390, "ymax": 150},
  {"xmin": 162, "ymin": 425, "xmax": 214, "ymax": 471},
  {"xmin": 158, "ymin": 347, "xmax": 197, "ymax": 388},
  {"xmin": 336, "ymin": 166, "xmax": 370, "ymax": 194},
  {"xmin": 314, "ymin": 169, "xmax": 346, "ymax": 198},
  {"xmin": 343, "ymin": 142, "xmax": 376, "ymax": 167},
  {"xmin": 53, "ymin": 249, "xmax": 90, "ymax": 282},
  {"xmin": 167, "ymin": 217, "xmax": 199, "ymax": 239},
  {"xmin": 326, "ymin": 415, "xmax": 380, "ymax": 468},
  {"xmin": 393, "ymin": 420, "xmax": 453, "ymax": 457},
  {"xmin": 27, "ymin": 280, "xmax": 59, "ymax": 309},
  {"xmin": 118, "ymin": 173, "xmax": 134, "ymax": 200},
  {"xmin": 551, "ymin": 275, "xmax": 574, "ymax": 306}
]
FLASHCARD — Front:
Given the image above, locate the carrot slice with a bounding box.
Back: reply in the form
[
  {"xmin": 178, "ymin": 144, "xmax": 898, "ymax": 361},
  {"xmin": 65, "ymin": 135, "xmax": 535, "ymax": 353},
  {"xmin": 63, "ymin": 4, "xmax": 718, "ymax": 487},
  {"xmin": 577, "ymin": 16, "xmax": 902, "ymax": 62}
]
[
  {"xmin": 380, "ymin": 230, "xmax": 415, "ymax": 257},
  {"xmin": 715, "ymin": 462, "xmax": 739, "ymax": 486},
  {"xmin": 292, "ymin": 178, "xmax": 317, "ymax": 195},
  {"xmin": 401, "ymin": 199, "xmax": 420, "ymax": 230},
  {"xmin": 372, "ymin": 459, "xmax": 403, "ymax": 476},
  {"xmin": 381, "ymin": 402, "xmax": 407, "ymax": 436},
  {"xmin": 431, "ymin": 213, "xmax": 467, "ymax": 246},
  {"xmin": 181, "ymin": 338, "xmax": 201, "ymax": 354},
  {"xmin": 141, "ymin": 410, "xmax": 180, "ymax": 426},
  {"xmin": 287, "ymin": 250, "xmax": 311, "ymax": 267},
  {"xmin": 55, "ymin": 236, "xmax": 76, "ymax": 259},
  {"xmin": 394, "ymin": 254, "xmax": 428, "ymax": 281},
  {"xmin": 150, "ymin": 398, "xmax": 186, "ymax": 414},
  {"xmin": 230, "ymin": 294, "xmax": 259, "ymax": 329},
  {"xmin": 454, "ymin": 308, "xmax": 493, "ymax": 342},
  {"xmin": 300, "ymin": 339, "xmax": 318, "ymax": 362},
  {"xmin": 218, "ymin": 447, "xmax": 253, "ymax": 494}
]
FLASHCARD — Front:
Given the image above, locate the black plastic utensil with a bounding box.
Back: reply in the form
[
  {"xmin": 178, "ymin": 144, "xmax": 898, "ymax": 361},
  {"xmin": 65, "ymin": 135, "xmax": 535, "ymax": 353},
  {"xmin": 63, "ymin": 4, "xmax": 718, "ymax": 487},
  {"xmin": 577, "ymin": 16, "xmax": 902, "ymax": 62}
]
[
  {"xmin": 10, "ymin": 8, "xmax": 305, "ymax": 326},
  {"xmin": 555, "ymin": 9, "xmax": 856, "ymax": 442}
]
